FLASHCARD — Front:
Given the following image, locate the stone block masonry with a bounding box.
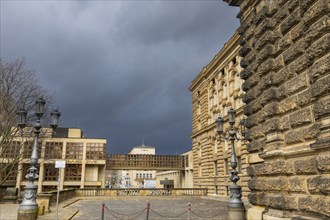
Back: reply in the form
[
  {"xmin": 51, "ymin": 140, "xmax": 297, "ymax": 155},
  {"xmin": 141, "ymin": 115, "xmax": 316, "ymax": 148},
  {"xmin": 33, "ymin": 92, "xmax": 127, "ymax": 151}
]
[{"xmin": 224, "ymin": 0, "xmax": 330, "ymax": 219}]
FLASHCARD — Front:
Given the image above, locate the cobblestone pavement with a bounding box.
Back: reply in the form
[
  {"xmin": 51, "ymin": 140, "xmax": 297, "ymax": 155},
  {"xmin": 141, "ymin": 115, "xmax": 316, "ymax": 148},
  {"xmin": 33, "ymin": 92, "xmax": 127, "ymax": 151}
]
[
  {"xmin": 71, "ymin": 196, "xmax": 228, "ymax": 220},
  {"xmin": 0, "ymin": 196, "xmax": 233, "ymax": 220}
]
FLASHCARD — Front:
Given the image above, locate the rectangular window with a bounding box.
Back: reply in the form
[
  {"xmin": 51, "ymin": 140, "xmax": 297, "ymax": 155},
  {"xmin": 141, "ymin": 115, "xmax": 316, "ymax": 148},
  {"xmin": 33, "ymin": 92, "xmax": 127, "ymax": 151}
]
[
  {"xmin": 214, "ymin": 161, "xmax": 218, "ymax": 176},
  {"xmin": 224, "ymin": 159, "xmax": 229, "ymax": 175},
  {"xmin": 86, "ymin": 143, "xmax": 105, "ymax": 160},
  {"xmin": 2, "ymin": 141, "xmax": 21, "ymax": 158},
  {"xmin": 45, "ymin": 142, "xmax": 63, "ymax": 159},
  {"xmin": 44, "ymin": 163, "xmax": 58, "ymax": 181},
  {"xmin": 66, "ymin": 143, "xmax": 83, "ymax": 159},
  {"xmin": 64, "ymin": 164, "xmax": 82, "ymax": 181}
]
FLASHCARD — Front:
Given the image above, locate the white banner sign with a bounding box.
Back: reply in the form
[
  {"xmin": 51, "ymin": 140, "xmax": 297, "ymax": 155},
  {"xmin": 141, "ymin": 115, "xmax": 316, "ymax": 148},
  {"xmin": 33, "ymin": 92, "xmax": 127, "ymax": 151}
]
[{"xmin": 55, "ymin": 160, "xmax": 66, "ymax": 168}]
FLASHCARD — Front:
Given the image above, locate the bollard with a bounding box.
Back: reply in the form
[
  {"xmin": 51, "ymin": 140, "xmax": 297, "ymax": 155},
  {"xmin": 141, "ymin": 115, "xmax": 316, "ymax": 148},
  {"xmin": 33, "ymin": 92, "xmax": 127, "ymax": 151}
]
[
  {"xmin": 188, "ymin": 202, "xmax": 191, "ymax": 220},
  {"xmin": 146, "ymin": 202, "xmax": 150, "ymax": 220},
  {"xmin": 101, "ymin": 202, "xmax": 105, "ymax": 220}
]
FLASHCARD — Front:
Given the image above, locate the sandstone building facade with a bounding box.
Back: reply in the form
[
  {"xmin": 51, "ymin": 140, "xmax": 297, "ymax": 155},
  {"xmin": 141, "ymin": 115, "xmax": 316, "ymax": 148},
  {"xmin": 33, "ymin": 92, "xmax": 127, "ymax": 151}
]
[
  {"xmin": 224, "ymin": 0, "xmax": 330, "ymax": 219},
  {"xmin": 1, "ymin": 127, "xmax": 107, "ymax": 193},
  {"xmin": 189, "ymin": 33, "xmax": 254, "ymax": 197}
]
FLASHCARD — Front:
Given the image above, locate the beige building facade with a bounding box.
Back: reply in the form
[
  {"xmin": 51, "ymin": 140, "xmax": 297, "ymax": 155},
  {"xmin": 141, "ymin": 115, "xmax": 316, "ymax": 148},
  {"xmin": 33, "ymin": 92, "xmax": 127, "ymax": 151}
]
[
  {"xmin": 189, "ymin": 32, "xmax": 252, "ymax": 197},
  {"xmin": 1, "ymin": 127, "xmax": 107, "ymax": 193},
  {"xmin": 155, "ymin": 150, "xmax": 193, "ymax": 188}
]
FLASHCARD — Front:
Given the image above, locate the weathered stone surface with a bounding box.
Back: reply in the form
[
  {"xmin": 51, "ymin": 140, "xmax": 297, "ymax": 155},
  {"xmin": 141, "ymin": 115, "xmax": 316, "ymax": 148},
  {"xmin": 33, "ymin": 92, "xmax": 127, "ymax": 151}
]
[
  {"xmin": 299, "ymin": 195, "xmax": 330, "ymax": 217},
  {"xmin": 247, "ymin": 139, "xmax": 265, "ymax": 153},
  {"xmin": 255, "ymin": 29, "xmax": 281, "ymax": 51},
  {"xmin": 257, "ymin": 45, "xmax": 275, "ymax": 63},
  {"xmin": 255, "ymin": 18, "xmax": 275, "ymax": 39},
  {"xmin": 291, "ymin": 22, "xmax": 305, "ymax": 42},
  {"xmin": 289, "ymin": 108, "xmax": 313, "ymax": 128},
  {"xmin": 280, "ymin": 9, "xmax": 301, "ymax": 35},
  {"xmin": 285, "ymin": 73, "xmax": 308, "ymax": 96},
  {"xmin": 280, "ymin": 96, "xmax": 299, "ymax": 114},
  {"xmin": 306, "ymin": 33, "xmax": 330, "ymax": 61},
  {"xmin": 294, "ymin": 158, "xmax": 318, "ymax": 174},
  {"xmin": 298, "ymin": 89, "xmax": 314, "ymax": 107},
  {"xmin": 283, "ymin": 40, "xmax": 306, "ymax": 64},
  {"xmin": 257, "ymin": 59, "xmax": 275, "ymax": 76},
  {"xmin": 262, "ymin": 102, "xmax": 283, "ymax": 119},
  {"xmin": 263, "ymin": 118, "xmax": 282, "ymax": 134},
  {"xmin": 280, "ymin": 116, "xmax": 291, "ymax": 131},
  {"xmin": 302, "ymin": 0, "xmax": 330, "ymax": 28},
  {"xmin": 265, "ymin": 194, "xmax": 298, "ymax": 210},
  {"xmin": 292, "ymin": 54, "xmax": 311, "ymax": 74},
  {"xmin": 248, "ymin": 192, "xmax": 266, "ymax": 206},
  {"xmin": 243, "ymin": 86, "xmax": 262, "ymax": 103},
  {"xmin": 240, "ymin": 67, "xmax": 253, "ymax": 80},
  {"xmin": 288, "ymin": 176, "xmax": 306, "ymax": 193},
  {"xmin": 309, "ymin": 52, "xmax": 330, "ymax": 83},
  {"xmin": 288, "ymin": 0, "xmax": 300, "ymax": 13},
  {"xmin": 249, "ymin": 177, "xmax": 288, "ymax": 191},
  {"xmin": 269, "ymin": 67, "xmax": 295, "ymax": 86},
  {"xmin": 316, "ymin": 154, "xmax": 330, "ymax": 172},
  {"xmin": 310, "ymin": 74, "xmax": 330, "ymax": 98},
  {"xmin": 304, "ymin": 15, "xmax": 330, "ymax": 45},
  {"xmin": 254, "ymin": 159, "xmax": 294, "ymax": 176},
  {"xmin": 300, "ymin": 0, "xmax": 319, "ymax": 15},
  {"xmin": 285, "ymin": 124, "xmax": 321, "ymax": 144},
  {"xmin": 313, "ymin": 96, "xmax": 330, "ymax": 120},
  {"xmin": 258, "ymin": 88, "xmax": 279, "ymax": 106},
  {"xmin": 307, "ymin": 176, "xmax": 330, "ymax": 195},
  {"xmin": 242, "ymin": 75, "xmax": 259, "ymax": 91},
  {"xmin": 244, "ymin": 99, "xmax": 263, "ymax": 116}
]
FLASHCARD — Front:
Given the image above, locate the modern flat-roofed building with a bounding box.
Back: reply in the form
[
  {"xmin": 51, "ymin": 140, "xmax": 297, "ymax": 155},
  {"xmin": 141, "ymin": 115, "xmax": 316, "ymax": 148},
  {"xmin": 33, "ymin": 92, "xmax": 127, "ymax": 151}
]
[{"xmin": 0, "ymin": 127, "xmax": 107, "ymax": 193}]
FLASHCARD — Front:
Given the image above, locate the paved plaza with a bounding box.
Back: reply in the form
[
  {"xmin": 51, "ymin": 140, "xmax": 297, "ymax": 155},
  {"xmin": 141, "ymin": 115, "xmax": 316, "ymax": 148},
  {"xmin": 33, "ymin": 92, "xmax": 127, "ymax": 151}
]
[
  {"xmin": 71, "ymin": 196, "xmax": 229, "ymax": 220},
  {"xmin": 0, "ymin": 196, "xmax": 233, "ymax": 220}
]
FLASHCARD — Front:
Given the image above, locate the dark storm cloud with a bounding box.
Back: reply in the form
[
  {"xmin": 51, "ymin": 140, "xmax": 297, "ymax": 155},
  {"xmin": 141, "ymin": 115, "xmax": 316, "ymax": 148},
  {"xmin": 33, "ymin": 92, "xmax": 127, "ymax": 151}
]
[{"xmin": 1, "ymin": 1, "xmax": 239, "ymax": 154}]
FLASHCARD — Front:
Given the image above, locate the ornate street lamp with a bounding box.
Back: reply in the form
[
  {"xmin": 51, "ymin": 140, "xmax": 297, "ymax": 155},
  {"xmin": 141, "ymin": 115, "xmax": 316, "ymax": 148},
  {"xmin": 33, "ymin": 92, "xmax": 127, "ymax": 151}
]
[
  {"xmin": 17, "ymin": 98, "xmax": 60, "ymax": 220},
  {"xmin": 216, "ymin": 108, "xmax": 246, "ymax": 220}
]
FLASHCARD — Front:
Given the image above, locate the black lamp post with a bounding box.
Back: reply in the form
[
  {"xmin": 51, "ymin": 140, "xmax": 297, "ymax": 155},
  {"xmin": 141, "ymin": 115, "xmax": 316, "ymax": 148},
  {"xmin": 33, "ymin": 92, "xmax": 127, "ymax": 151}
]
[
  {"xmin": 17, "ymin": 97, "xmax": 60, "ymax": 220},
  {"xmin": 216, "ymin": 108, "xmax": 245, "ymax": 219}
]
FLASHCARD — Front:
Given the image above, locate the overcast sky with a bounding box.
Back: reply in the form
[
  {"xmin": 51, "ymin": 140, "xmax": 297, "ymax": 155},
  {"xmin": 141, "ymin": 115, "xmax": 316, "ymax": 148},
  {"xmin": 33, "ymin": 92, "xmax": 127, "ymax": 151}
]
[{"xmin": 1, "ymin": 0, "xmax": 239, "ymax": 155}]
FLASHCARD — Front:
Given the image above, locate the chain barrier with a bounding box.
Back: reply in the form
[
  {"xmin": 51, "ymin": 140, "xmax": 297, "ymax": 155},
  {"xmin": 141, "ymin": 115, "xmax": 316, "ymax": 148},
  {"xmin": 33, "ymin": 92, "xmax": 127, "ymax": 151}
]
[
  {"xmin": 102, "ymin": 201, "xmax": 225, "ymax": 219},
  {"xmin": 105, "ymin": 205, "xmax": 146, "ymax": 220},
  {"xmin": 149, "ymin": 208, "xmax": 188, "ymax": 218}
]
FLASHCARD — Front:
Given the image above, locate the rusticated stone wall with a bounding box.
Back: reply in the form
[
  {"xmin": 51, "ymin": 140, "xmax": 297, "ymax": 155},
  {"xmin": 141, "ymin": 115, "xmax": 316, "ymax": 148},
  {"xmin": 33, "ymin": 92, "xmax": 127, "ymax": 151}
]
[{"xmin": 224, "ymin": 0, "xmax": 329, "ymax": 219}]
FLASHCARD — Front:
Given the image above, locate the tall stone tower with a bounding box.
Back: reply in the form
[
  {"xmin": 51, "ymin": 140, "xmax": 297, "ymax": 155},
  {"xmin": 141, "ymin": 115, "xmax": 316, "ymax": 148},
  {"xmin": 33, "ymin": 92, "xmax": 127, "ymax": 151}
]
[{"xmin": 223, "ymin": 0, "xmax": 329, "ymax": 219}]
